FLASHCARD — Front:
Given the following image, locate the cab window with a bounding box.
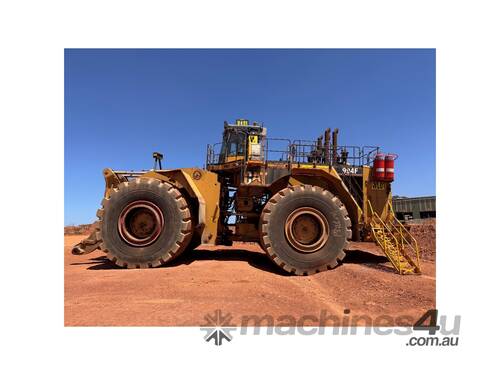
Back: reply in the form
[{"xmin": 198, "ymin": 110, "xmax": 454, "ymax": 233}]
[{"xmin": 227, "ymin": 133, "xmax": 245, "ymax": 156}]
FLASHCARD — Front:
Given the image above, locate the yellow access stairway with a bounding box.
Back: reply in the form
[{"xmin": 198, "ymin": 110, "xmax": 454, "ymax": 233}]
[{"xmin": 368, "ymin": 201, "xmax": 421, "ymax": 275}]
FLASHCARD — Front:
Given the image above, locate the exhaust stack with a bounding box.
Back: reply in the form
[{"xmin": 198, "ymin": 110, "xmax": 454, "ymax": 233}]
[{"xmin": 332, "ymin": 128, "xmax": 339, "ymax": 163}]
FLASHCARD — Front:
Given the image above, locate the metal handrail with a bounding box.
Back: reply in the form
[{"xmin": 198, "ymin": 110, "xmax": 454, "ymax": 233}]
[
  {"xmin": 367, "ymin": 200, "xmax": 403, "ymax": 273},
  {"xmin": 206, "ymin": 140, "xmax": 380, "ymax": 167},
  {"xmin": 368, "ymin": 200, "xmax": 421, "ymax": 274},
  {"xmin": 387, "ymin": 201, "xmax": 421, "ymax": 272}
]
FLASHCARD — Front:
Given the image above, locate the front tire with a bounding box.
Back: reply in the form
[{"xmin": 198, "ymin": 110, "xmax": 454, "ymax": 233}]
[
  {"xmin": 97, "ymin": 178, "xmax": 193, "ymax": 268},
  {"xmin": 259, "ymin": 185, "xmax": 351, "ymax": 275}
]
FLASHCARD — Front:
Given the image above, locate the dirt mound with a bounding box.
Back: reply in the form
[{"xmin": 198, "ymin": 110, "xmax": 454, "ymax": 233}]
[
  {"xmin": 64, "ymin": 222, "xmax": 99, "ymax": 236},
  {"xmin": 406, "ymin": 219, "xmax": 436, "ymax": 261}
]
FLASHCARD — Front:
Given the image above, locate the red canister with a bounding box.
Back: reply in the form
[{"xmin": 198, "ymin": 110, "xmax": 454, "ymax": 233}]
[
  {"xmin": 373, "ymin": 153, "xmax": 386, "ymax": 181},
  {"xmin": 384, "ymin": 154, "xmax": 396, "ymax": 182}
]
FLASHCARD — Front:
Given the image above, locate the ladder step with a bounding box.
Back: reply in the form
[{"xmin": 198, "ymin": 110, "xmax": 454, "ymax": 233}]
[
  {"xmin": 372, "ymin": 227, "xmax": 419, "ymax": 275},
  {"xmin": 369, "ymin": 211, "xmax": 420, "ymax": 275}
]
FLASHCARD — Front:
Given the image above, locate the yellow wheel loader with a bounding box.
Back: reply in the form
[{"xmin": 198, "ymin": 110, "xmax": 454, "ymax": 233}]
[{"xmin": 73, "ymin": 119, "xmax": 421, "ymax": 275}]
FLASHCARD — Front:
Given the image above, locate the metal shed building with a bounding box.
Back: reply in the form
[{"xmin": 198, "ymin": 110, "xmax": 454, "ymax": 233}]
[{"xmin": 393, "ymin": 196, "xmax": 436, "ymax": 220}]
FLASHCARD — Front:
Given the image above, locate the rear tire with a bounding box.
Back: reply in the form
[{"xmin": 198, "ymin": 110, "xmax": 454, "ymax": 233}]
[
  {"xmin": 259, "ymin": 185, "xmax": 351, "ymax": 275},
  {"xmin": 97, "ymin": 178, "xmax": 193, "ymax": 268}
]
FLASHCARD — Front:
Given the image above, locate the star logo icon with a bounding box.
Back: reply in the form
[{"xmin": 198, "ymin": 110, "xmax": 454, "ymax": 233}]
[{"xmin": 200, "ymin": 309, "xmax": 237, "ymax": 346}]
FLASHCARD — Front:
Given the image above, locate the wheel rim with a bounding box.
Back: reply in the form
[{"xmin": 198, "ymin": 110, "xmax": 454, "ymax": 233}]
[
  {"xmin": 285, "ymin": 207, "xmax": 329, "ymax": 253},
  {"xmin": 118, "ymin": 200, "xmax": 164, "ymax": 247}
]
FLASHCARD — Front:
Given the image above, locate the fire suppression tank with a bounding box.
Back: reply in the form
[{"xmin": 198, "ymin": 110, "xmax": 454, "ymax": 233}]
[
  {"xmin": 384, "ymin": 154, "xmax": 397, "ymax": 182},
  {"xmin": 373, "ymin": 153, "xmax": 385, "ymax": 180}
]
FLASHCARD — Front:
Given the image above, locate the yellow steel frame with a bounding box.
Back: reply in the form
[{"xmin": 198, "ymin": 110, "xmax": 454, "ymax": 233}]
[{"xmin": 368, "ymin": 200, "xmax": 421, "ymax": 274}]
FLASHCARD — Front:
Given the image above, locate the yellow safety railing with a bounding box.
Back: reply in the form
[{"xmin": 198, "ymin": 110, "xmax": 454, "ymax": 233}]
[
  {"xmin": 387, "ymin": 201, "xmax": 421, "ymax": 272},
  {"xmin": 367, "ymin": 200, "xmax": 421, "ymax": 274}
]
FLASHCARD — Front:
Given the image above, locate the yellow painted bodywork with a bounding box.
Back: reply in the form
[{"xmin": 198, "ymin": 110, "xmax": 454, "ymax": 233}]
[
  {"xmin": 103, "ymin": 168, "xmax": 221, "ymax": 245},
  {"xmin": 265, "ymin": 164, "xmax": 392, "ymax": 241},
  {"xmin": 224, "ymin": 155, "xmax": 244, "ymax": 163},
  {"xmin": 279, "ymin": 167, "xmax": 363, "ymax": 241},
  {"xmin": 363, "ymin": 166, "xmax": 392, "ymax": 223}
]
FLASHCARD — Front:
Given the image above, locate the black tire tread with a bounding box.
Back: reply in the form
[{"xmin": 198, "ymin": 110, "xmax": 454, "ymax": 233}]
[
  {"xmin": 260, "ymin": 184, "xmax": 351, "ymax": 275},
  {"xmin": 97, "ymin": 178, "xmax": 193, "ymax": 268}
]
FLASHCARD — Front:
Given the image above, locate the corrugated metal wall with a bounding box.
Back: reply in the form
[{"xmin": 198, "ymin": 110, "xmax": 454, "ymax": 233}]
[{"xmin": 393, "ymin": 196, "xmax": 436, "ymax": 219}]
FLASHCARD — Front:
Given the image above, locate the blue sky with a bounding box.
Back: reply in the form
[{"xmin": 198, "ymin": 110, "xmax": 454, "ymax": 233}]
[{"xmin": 65, "ymin": 49, "xmax": 435, "ymax": 225}]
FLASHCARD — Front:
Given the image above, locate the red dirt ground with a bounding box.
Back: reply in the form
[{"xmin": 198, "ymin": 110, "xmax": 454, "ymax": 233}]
[
  {"xmin": 65, "ymin": 234, "xmax": 435, "ymax": 326},
  {"xmin": 407, "ymin": 219, "xmax": 436, "ymax": 261}
]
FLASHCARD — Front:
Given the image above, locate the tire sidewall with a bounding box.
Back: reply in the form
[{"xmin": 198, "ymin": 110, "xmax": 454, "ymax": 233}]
[
  {"xmin": 264, "ymin": 189, "xmax": 348, "ymax": 269},
  {"xmin": 102, "ymin": 181, "xmax": 185, "ymax": 265}
]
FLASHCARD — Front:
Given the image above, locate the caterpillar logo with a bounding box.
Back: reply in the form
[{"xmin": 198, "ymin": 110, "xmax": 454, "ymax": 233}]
[
  {"xmin": 371, "ymin": 181, "xmax": 386, "ymax": 190},
  {"xmin": 236, "ymin": 119, "xmax": 249, "ymax": 126}
]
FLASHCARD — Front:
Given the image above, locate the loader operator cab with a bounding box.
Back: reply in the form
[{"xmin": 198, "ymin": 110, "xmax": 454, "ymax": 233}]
[{"xmin": 218, "ymin": 119, "xmax": 266, "ymax": 164}]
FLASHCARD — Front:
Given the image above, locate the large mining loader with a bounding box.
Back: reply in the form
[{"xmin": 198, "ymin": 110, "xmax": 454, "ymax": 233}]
[{"xmin": 73, "ymin": 119, "xmax": 421, "ymax": 275}]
